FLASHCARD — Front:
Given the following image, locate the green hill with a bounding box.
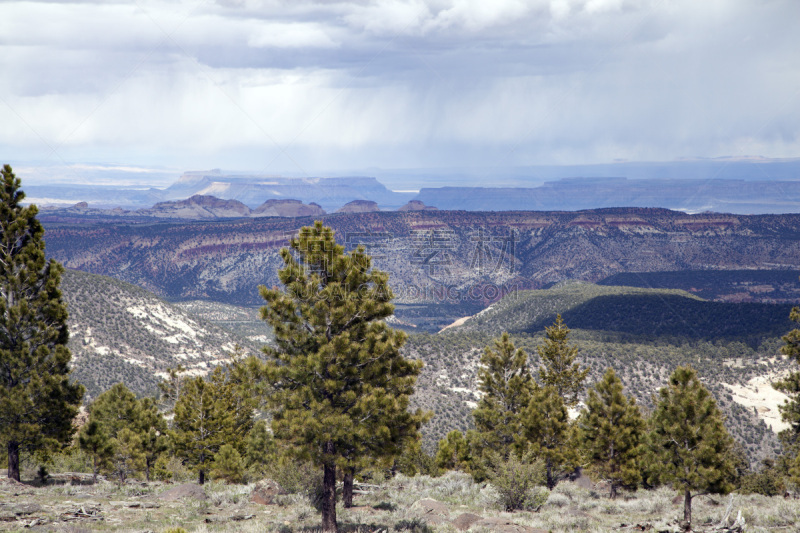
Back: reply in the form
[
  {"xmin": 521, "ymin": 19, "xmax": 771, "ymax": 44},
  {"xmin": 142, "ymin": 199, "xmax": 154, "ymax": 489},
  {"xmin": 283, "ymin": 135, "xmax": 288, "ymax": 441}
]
[
  {"xmin": 460, "ymin": 281, "xmax": 793, "ymax": 343},
  {"xmin": 406, "ymin": 282, "xmax": 795, "ymax": 465},
  {"xmin": 599, "ymin": 269, "xmax": 800, "ymax": 303}
]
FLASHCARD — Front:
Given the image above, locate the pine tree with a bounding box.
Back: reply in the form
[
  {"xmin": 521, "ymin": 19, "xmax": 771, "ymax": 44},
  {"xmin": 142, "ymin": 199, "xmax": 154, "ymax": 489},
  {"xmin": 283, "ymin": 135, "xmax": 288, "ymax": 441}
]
[
  {"xmin": 579, "ymin": 368, "xmax": 645, "ymax": 498},
  {"xmin": 0, "ymin": 164, "xmax": 84, "ymax": 481},
  {"xmin": 171, "ymin": 368, "xmax": 247, "ymax": 485},
  {"xmin": 78, "ymin": 420, "xmax": 114, "ymax": 483},
  {"xmin": 523, "ymin": 385, "xmax": 578, "ymax": 490},
  {"xmin": 87, "ymin": 383, "xmax": 168, "ymax": 481},
  {"xmin": 137, "ymin": 398, "xmax": 168, "ymax": 482},
  {"xmin": 260, "ymin": 221, "xmax": 426, "ymax": 533},
  {"xmin": 537, "ymin": 315, "xmax": 588, "ymax": 407},
  {"xmin": 244, "ymin": 419, "xmax": 277, "ymax": 476},
  {"xmin": 434, "ymin": 430, "xmax": 472, "ymax": 473},
  {"xmin": 210, "ymin": 444, "xmax": 246, "ymax": 483},
  {"xmin": 647, "ymin": 366, "xmax": 735, "ymax": 529},
  {"xmin": 89, "ymin": 383, "xmax": 141, "ymax": 436},
  {"xmin": 110, "ymin": 428, "xmax": 145, "ymax": 484},
  {"xmin": 773, "ymin": 306, "xmax": 800, "ymax": 481},
  {"xmin": 472, "ymin": 333, "xmax": 534, "ymax": 459}
]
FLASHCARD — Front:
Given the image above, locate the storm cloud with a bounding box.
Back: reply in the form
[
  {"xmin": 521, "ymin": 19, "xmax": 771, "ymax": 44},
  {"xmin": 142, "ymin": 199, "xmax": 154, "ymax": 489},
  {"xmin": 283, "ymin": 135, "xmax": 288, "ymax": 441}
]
[{"xmin": 1, "ymin": 0, "xmax": 798, "ymax": 175}]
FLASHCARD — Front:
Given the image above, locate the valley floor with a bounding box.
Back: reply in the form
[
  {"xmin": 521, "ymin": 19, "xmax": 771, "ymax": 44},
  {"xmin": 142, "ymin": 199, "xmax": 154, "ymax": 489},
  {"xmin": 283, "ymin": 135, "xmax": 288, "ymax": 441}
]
[{"xmin": 1, "ymin": 472, "xmax": 798, "ymax": 533}]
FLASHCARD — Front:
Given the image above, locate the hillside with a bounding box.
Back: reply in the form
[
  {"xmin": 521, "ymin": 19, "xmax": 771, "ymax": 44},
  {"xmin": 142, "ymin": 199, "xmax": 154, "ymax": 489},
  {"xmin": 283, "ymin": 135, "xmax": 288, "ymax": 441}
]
[
  {"xmin": 61, "ymin": 270, "xmax": 259, "ymax": 401},
  {"xmin": 599, "ymin": 269, "xmax": 800, "ymax": 303},
  {"xmin": 57, "ymin": 267, "xmax": 796, "ymax": 464},
  {"xmin": 460, "ymin": 281, "xmax": 795, "ymax": 343},
  {"xmin": 405, "ymin": 283, "xmax": 796, "ymax": 464},
  {"xmin": 42, "ymin": 208, "xmax": 800, "ymax": 306}
]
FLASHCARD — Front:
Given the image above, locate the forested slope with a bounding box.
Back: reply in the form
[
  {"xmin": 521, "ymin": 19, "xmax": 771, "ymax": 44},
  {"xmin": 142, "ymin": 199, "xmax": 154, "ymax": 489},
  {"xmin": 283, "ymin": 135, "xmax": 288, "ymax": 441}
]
[{"xmin": 406, "ymin": 283, "xmax": 793, "ymax": 464}]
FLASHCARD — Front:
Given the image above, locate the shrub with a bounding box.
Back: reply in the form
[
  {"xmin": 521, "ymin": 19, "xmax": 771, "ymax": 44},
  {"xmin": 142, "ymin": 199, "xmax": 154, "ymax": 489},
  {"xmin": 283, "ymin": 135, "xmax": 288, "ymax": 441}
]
[
  {"xmin": 210, "ymin": 444, "xmax": 246, "ymax": 484},
  {"xmin": 153, "ymin": 455, "xmax": 173, "ymax": 482},
  {"xmin": 490, "ymin": 454, "xmax": 547, "ymax": 511},
  {"xmin": 738, "ymin": 460, "xmax": 786, "ymax": 496}
]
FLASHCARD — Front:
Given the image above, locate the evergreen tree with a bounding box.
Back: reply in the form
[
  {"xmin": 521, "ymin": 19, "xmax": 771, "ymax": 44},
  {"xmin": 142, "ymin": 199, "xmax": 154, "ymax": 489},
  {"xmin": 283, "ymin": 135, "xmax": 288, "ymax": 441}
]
[
  {"xmin": 260, "ymin": 221, "xmax": 426, "ymax": 533},
  {"xmin": 472, "ymin": 333, "xmax": 534, "ymax": 459},
  {"xmin": 171, "ymin": 368, "xmax": 247, "ymax": 485},
  {"xmin": 244, "ymin": 419, "xmax": 277, "ymax": 476},
  {"xmin": 78, "ymin": 421, "xmax": 114, "ymax": 483},
  {"xmin": 89, "ymin": 383, "xmax": 141, "ymax": 436},
  {"xmin": 110, "ymin": 428, "xmax": 145, "ymax": 484},
  {"xmin": 210, "ymin": 444, "xmax": 246, "ymax": 483},
  {"xmin": 87, "ymin": 383, "xmax": 168, "ymax": 481},
  {"xmin": 579, "ymin": 368, "xmax": 645, "ymax": 498},
  {"xmin": 394, "ymin": 438, "xmax": 438, "ymax": 477},
  {"xmin": 434, "ymin": 430, "xmax": 472, "ymax": 473},
  {"xmin": 137, "ymin": 398, "xmax": 169, "ymax": 482},
  {"xmin": 774, "ymin": 306, "xmax": 800, "ymax": 481},
  {"xmin": 537, "ymin": 315, "xmax": 588, "ymax": 407},
  {"xmin": 523, "ymin": 386, "xmax": 578, "ymax": 490},
  {"xmin": 0, "ymin": 164, "xmax": 84, "ymax": 481},
  {"xmin": 647, "ymin": 366, "xmax": 735, "ymax": 529}
]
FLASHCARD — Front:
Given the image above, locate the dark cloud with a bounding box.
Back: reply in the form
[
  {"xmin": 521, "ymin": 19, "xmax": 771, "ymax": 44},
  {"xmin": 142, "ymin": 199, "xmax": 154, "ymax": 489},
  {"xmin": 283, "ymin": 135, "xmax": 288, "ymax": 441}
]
[{"xmin": 0, "ymin": 0, "xmax": 797, "ymax": 172}]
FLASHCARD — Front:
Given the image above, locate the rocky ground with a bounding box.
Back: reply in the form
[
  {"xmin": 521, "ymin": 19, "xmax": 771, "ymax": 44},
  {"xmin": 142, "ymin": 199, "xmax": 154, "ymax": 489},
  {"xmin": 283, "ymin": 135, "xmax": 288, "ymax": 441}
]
[{"xmin": 0, "ymin": 472, "xmax": 797, "ymax": 532}]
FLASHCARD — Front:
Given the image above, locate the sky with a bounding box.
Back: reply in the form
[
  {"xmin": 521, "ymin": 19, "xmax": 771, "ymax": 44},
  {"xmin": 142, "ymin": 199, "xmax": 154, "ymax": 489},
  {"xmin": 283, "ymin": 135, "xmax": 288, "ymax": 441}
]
[{"xmin": 1, "ymin": 0, "xmax": 799, "ymax": 180}]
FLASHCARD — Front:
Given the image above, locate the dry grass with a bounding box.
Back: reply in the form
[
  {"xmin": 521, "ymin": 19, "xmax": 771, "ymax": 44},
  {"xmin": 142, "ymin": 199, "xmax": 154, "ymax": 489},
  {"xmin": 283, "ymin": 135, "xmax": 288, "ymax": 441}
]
[{"xmin": 1, "ymin": 472, "xmax": 798, "ymax": 532}]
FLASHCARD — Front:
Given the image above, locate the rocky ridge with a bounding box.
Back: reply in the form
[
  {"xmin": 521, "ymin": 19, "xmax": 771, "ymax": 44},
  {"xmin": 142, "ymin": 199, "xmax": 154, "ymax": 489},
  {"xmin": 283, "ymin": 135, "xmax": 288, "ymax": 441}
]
[{"xmin": 43, "ymin": 208, "xmax": 800, "ymax": 306}]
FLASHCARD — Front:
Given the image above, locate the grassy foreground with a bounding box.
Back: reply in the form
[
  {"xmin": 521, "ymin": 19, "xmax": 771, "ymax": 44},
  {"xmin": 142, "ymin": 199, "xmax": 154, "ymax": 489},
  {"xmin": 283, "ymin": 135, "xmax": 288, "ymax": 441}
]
[{"xmin": 1, "ymin": 471, "xmax": 798, "ymax": 532}]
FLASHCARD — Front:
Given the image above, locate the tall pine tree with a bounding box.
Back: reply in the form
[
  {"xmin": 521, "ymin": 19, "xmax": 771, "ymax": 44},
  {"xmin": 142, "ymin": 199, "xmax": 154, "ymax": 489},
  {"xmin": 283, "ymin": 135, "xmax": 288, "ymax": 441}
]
[
  {"xmin": 773, "ymin": 306, "xmax": 800, "ymax": 481},
  {"xmin": 87, "ymin": 383, "xmax": 168, "ymax": 481},
  {"xmin": 78, "ymin": 420, "xmax": 114, "ymax": 483},
  {"xmin": 523, "ymin": 385, "xmax": 578, "ymax": 490},
  {"xmin": 171, "ymin": 366, "xmax": 252, "ymax": 485},
  {"xmin": 260, "ymin": 221, "xmax": 426, "ymax": 533},
  {"xmin": 537, "ymin": 315, "xmax": 587, "ymax": 407},
  {"xmin": 647, "ymin": 366, "xmax": 735, "ymax": 530},
  {"xmin": 0, "ymin": 164, "xmax": 84, "ymax": 481},
  {"xmin": 579, "ymin": 368, "xmax": 645, "ymax": 498},
  {"xmin": 472, "ymin": 333, "xmax": 534, "ymax": 458}
]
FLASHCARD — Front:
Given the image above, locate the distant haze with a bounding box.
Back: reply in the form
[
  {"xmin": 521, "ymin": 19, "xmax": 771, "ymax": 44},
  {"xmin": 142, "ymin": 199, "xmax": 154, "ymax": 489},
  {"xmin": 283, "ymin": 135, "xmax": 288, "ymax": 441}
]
[{"xmin": 21, "ymin": 159, "xmax": 800, "ymax": 214}]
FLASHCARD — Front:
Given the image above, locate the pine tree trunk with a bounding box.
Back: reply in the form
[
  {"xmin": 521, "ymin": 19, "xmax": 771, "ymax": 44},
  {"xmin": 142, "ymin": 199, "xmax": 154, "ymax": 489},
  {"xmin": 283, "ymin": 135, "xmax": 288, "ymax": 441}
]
[
  {"xmin": 92, "ymin": 457, "xmax": 98, "ymax": 484},
  {"xmin": 683, "ymin": 489, "xmax": 692, "ymax": 529},
  {"xmin": 546, "ymin": 458, "xmax": 555, "ymax": 490},
  {"xmin": 610, "ymin": 482, "xmax": 618, "ymax": 500},
  {"xmin": 145, "ymin": 459, "xmax": 151, "ymax": 482},
  {"xmin": 7, "ymin": 442, "xmax": 20, "ymax": 482},
  {"xmin": 343, "ymin": 468, "xmax": 354, "ymax": 508},
  {"xmin": 321, "ymin": 445, "xmax": 338, "ymax": 533},
  {"xmin": 199, "ymin": 469, "xmax": 205, "ymax": 485}
]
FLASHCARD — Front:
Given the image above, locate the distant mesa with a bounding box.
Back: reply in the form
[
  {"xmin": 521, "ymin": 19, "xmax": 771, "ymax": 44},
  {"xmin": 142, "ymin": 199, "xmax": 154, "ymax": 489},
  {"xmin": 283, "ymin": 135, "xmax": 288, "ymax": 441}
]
[
  {"xmin": 39, "ymin": 194, "xmax": 326, "ymax": 220},
  {"xmin": 397, "ymin": 200, "xmax": 438, "ymax": 212},
  {"xmin": 39, "ymin": 201, "xmax": 132, "ymax": 216},
  {"xmin": 143, "ymin": 195, "xmax": 325, "ymax": 219},
  {"xmin": 164, "ymin": 171, "xmax": 412, "ymax": 211},
  {"xmin": 145, "ymin": 194, "xmax": 251, "ymax": 219},
  {"xmin": 336, "ymin": 200, "xmax": 380, "ymax": 213},
  {"xmin": 252, "ymin": 199, "xmax": 325, "ymax": 218}
]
